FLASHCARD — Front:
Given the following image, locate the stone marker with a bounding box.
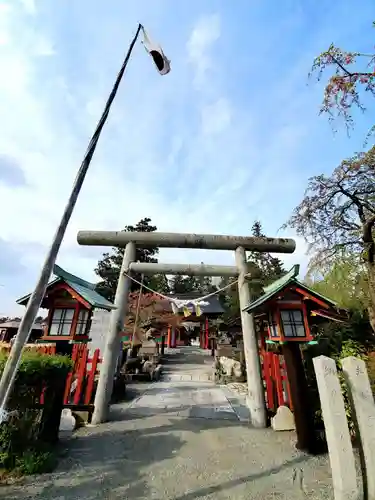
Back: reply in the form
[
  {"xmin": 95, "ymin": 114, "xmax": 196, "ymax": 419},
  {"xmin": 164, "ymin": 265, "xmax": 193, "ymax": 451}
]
[
  {"xmin": 139, "ymin": 339, "xmax": 158, "ymax": 356},
  {"xmin": 219, "ymin": 356, "xmax": 243, "ymax": 379},
  {"xmin": 342, "ymin": 356, "xmax": 375, "ymax": 500},
  {"xmin": 88, "ymin": 309, "xmax": 111, "ymax": 355},
  {"xmin": 153, "ymin": 364, "xmax": 162, "ymax": 381},
  {"xmin": 59, "ymin": 408, "xmax": 76, "ymax": 432},
  {"xmin": 313, "ymin": 355, "xmax": 359, "ymax": 500},
  {"xmin": 271, "ymin": 405, "xmax": 295, "ymax": 431},
  {"xmin": 142, "ymin": 360, "xmax": 154, "ymax": 374}
]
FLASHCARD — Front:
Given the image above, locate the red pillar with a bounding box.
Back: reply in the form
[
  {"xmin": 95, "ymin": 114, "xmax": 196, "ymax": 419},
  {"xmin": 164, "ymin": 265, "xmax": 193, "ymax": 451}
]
[
  {"xmin": 205, "ymin": 317, "xmax": 209, "ymax": 349},
  {"xmin": 167, "ymin": 326, "xmax": 171, "ymax": 348}
]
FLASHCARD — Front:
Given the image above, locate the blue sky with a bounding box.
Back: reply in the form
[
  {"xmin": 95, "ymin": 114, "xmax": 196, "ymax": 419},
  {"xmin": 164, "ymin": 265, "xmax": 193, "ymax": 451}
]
[{"xmin": 0, "ymin": 0, "xmax": 373, "ymax": 316}]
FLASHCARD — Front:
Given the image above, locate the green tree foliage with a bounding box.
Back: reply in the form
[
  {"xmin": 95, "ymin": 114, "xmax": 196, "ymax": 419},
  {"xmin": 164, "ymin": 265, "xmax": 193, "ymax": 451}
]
[
  {"xmin": 95, "ymin": 218, "xmax": 168, "ymax": 301},
  {"xmin": 306, "ymin": 252, "xmax": 374, "ymax": 347},
  {"xmin": 310, "ymin": 24, "xmax": 375, "ymax": 137},
  {"xmin": 168, "ymin": 263, "xmax": 217, "ymax": 295},
  {"xmin": 149, "ymin": 274, "xmax": 170, "ymax": 294},
  {"xmin": 303, "ymin": 253, "xmax": 375, "ymax": 429},
  {"xmin": 306, "ymin": 252, "xmax": 368, "ymax": 311},
  {"xmin": 169, "ymin": 275, "xmax": 209, "ymax": 294},
  {"xmin": 197, "ymin": 268, "xmax": 218, "ymax": 294},
  {"xmin": 248, "ymin": 221, "xmax": 285, "ymax": 286},
  {"xmin": 218, "ymin": 275, "xmax": 240, "ymax": 324},
  {"xmin": 169, "ymin": 275, "xmax": 200, "ymax": 294},
  {"xmin": 284, "ymin": 149, "xmax": 375, "ymax": 331}
]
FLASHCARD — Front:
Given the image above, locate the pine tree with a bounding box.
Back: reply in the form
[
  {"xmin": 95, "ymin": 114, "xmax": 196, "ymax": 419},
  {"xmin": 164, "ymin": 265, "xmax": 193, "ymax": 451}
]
[
  {"xmin": 168, "ymin": 263, "xmax": 218, "ymax": 295},
  {"xmin": 219, "ymin": 221, "xmax": 286, "ymax": 323},
  {"xmin": 169, "ymin": 275, "xmax": 201, "ymax": 294},
  {"xmin": 94, "ymin": 218, "xmax": 168, "ymax": 301},
  {"xmin": 196, "ymin": 263, "xmax": 217, "ymax": 294},
  {"xmin": 248, "ymin": 221, "xmax": 285, "ymax": 285}
]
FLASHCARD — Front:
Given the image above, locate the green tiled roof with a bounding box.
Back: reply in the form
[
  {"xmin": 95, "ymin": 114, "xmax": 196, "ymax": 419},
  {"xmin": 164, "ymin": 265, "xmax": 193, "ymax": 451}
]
[
  {"xmin": 17, "ymin": 264, "xmax": 115, "ymax": 310},
  {"xmin": 243, "ymin": 264, "xmax": 337, "ymax": 313}
]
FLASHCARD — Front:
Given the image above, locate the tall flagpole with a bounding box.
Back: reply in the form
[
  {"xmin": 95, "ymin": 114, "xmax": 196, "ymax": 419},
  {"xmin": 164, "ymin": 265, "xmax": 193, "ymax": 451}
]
[{"xmin": 0, "ymin": 23, "xmax": 143, "ymax": 421}]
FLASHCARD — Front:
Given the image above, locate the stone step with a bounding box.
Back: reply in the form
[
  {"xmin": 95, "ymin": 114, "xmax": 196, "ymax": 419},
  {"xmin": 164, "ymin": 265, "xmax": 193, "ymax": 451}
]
[{"xmin": 162, "ymin": 373, "xmax": 213, "ymax": 382}]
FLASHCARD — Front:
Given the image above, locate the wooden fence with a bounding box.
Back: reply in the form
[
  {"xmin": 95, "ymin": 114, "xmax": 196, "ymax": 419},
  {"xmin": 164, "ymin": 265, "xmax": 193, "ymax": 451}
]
[
  {"xmin": 6, "ymin": 341, "xmax": 291, "ymax": 414},
  {"xmin": 261, "ymin": 351, "xmax": 293, "ymax": 413},
  {"xmin": 0, "ymin": 342, "xmax": 101, "ymax": 411},
  {"xmin": 34, "ymin": 344, "xmax": 101, "ymax": 409},
  {"xmin": 0, "ymin": 342, "xmax": 57, "ymax": 355},
  {"xmin": 63, "ymin": 344, "xmax": 101, "ymax": 406}
]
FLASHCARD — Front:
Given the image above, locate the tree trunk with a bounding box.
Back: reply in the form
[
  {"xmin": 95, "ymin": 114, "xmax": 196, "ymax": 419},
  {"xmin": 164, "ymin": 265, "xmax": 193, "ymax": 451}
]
[
  {"xmin": 366, "ymin": 263, "xmax": 375, "ymax": 334},
  {"xmin": 362, "ymin": 216, "xmax": 375, "ymax": 333}
]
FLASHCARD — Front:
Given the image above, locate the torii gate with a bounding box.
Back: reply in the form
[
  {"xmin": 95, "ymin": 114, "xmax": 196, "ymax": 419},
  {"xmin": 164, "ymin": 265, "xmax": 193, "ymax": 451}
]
[{"xmin": 77, "ymin": 230, "xmax": 295, "ymax": 426}]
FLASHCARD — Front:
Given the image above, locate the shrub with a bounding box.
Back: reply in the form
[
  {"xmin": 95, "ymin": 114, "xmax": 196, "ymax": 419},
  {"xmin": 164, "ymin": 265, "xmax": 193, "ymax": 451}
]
[{"xmin": 0, "ymin": 351, "xmax": 72, "ymax": 474}]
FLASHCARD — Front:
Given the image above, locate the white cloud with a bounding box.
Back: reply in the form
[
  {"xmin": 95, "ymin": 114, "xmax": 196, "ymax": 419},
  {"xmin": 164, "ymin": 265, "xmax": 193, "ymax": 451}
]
[
  {"xmin": 280, "ymin": 235, "xmax": 309, "ymax": 277},
  {"xmin": 0, "ymin": 3, "xmax": 324, "ymax": 316},
  {"xmin": 0, "ymin": 4, "xmax": 12, "ymax": 46},
  {"xmin": 19, "ymin": 0, "xmax": 36, "ymax": 16},
  {"xmin": 33, "ymin": 36, "xmax": 55, "ymax": 56},
  {"xmin": 201, "ymin": 98, "xmax": 232, "ymax": 136},
  {"xmin": 187, "ymin": 13, "xmax": 221, "ymax": 89}
]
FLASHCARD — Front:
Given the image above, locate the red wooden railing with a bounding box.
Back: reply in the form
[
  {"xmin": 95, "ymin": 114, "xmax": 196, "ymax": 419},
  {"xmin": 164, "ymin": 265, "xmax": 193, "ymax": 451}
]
[
  {"xmin": 36, "ymin": 344, "xmax": 101, "ymax": 408},
  {"xmin": 261, "ymin": 351, "xmax": 293, "ymax": 412},
  {"xmin": 0, "ymin": 342, "xmax": 57, "ymax": 356},
  {"xmin": 63, "ymin": 344, "xmax": 101, "ymax": 406},
  {"xmin": 24, "ymin": 342, "xmax": 291, "ymax": 413},
  {"xmin": 36, "ymin": 344, "xmax": 57, "ymax": 355}
]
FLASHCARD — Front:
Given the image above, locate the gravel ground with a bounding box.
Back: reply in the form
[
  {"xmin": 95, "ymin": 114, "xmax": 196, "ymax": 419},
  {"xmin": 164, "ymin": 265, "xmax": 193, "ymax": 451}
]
[
  {"xmin": 0, "ymin": 348, "xmax": 341, "ymax": 499},
  {"xmin": 0, "ymin": 413, "xmax": 335, "ymax": 500}
]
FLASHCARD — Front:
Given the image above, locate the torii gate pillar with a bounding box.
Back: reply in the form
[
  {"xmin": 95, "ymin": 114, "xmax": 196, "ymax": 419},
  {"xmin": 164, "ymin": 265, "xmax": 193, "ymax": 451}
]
[
  {"xmin": 78, "ymin": 230, "xmax": 295, "ymax": 426},
  {"xmin": 235, "ymin": 246, "xmax": 266, "ymax": 428},
  {"xmin": 91, "ymin": 242, "xmax": 135, "ymax": 425}
]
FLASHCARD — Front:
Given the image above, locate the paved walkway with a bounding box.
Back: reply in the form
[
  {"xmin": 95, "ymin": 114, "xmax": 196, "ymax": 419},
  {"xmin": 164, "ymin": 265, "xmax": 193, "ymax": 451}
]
[
  {"xmin": 162, "ymin": 347, "xmax": 214, "ymax": 382},
  {"xmin": 2, "ymin": 347, "xmax": 334, "ymax": 499}
]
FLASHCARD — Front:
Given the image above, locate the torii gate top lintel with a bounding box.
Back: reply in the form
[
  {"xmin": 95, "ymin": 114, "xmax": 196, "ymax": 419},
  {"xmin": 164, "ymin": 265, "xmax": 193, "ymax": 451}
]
[
  {"xmin": 85, "ymin": 229, "xmax": 296, "ymax": 428},
  {"xmin": 77, "ymin": 230, "xmax": 296, "ymax": 253}
]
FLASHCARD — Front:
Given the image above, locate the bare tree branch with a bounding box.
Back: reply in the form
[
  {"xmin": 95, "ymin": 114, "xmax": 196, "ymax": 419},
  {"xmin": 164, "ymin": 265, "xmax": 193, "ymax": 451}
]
[
  {"xmin": 310, "ymin": 37, "xmax": 375, "ymax": 138},
  {"xmin": 283, "ymin": 146, "xmax": 375, "ymax": 268}
]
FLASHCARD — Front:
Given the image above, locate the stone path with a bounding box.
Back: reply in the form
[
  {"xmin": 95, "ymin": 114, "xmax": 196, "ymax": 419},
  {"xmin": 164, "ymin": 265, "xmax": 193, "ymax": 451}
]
[
  {"xmin": 162, "ymin": 347, "xmax": 214, "ymax": 382},
  {"xmin": 1, "ymin": 347, "xmax": 335, "ymax": 499},
  {"xmin": 121, "ymin": 380, "xmax": 250, "ymax": 422},
  {"xmin": 227, "ymin": 381, "xmax": 248, "ymax": 396}
]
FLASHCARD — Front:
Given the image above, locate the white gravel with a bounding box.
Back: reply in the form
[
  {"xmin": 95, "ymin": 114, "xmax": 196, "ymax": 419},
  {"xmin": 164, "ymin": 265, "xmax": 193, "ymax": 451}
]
[{"xmin": 0, "ymin": 347, "xmax": 340, "ymax": 499}]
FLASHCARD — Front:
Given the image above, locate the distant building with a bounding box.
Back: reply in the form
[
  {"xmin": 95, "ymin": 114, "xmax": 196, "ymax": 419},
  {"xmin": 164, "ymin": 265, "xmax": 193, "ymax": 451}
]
[
  {"xmin": 0, "ymin": 319, "xmax": 44, "ymax": 343},
  {"xmin": 164, "ymin": 292, "xmax": 224, "ymax": 347}
]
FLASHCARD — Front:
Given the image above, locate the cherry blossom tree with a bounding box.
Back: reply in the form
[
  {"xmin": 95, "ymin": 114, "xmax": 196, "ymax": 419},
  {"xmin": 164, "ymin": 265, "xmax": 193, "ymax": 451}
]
[
  {"xmin": 310, "ymin": 26, "xmax": 375, "ymax": 136},
  {"xmin": 284, "ymin": 146, "xmax": 375, "ymax": 331}
]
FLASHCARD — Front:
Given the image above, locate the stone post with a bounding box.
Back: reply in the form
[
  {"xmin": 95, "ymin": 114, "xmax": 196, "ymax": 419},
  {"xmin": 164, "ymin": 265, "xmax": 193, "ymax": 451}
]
[
  {"xmin": 313, "ymin": 355, "xmax": 359, "ymax": 500},
  {"xmin": 235, "ymin": 246, "xmax": 266, "ymax": 428},
  {"xmin": 92, "ymin": 242, "xmax": 136, "ymax": 425},
  {"xmin": 342, "ymin": 356, "xmax": 375, "ymax": 500}
]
